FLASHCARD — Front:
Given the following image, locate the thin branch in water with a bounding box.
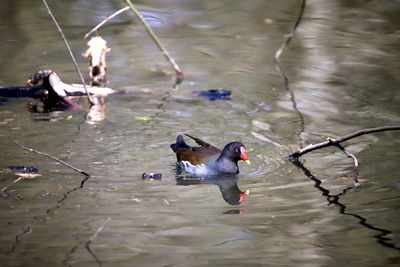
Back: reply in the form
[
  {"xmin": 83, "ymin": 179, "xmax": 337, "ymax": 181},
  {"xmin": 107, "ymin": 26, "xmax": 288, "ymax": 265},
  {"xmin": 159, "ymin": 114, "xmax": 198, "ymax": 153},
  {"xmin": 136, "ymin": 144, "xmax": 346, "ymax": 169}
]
[
  {"xmin": 124, "ymin": 0, "xmax": 184, "ymax": 86},
  {"xmin": 85, "ymin": 217, "xmax": 112, "ymax": 267},
  {"xmin": 288, "ymin": 126, "xmax": 400, "ymax": 159},
  {"xmin": 1, "ymin": 177, "xmax": 24, "ymax": 192},
  {"xmin": 274, "ymin": 0, "xmax": 306, "ymax": 62},
  {"xmin": 85, "ymin": 6, "xmax": 130, "ymax": 39},
  {"xmin": 42, "ymin": 0, "xmax": 95, "ymax": 106},
  {"xmin": 8, "ymin": 136, "xmax": 91, "ymax": 178}
]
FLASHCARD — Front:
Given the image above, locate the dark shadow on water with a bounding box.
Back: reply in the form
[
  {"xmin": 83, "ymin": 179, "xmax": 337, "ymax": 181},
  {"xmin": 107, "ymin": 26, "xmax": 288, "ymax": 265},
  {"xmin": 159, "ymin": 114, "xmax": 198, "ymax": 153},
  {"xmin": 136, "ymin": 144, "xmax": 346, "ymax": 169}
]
[
  {"xmin": 176, "ymin": 174, "xmax": 248, "ymax": 206},
  {"xmin": 274, "ymin": 0, "xmax": 307, "ymax": 149},
  {"xmin": 63, "ymin": 219, "xmax": 95, "ymax": 266},
  {"xmin": 275, "ymin": 62, "xmax": 305, "ymax": 149},
  {"xmin": 291, "ymin": 159, "xmax": 400, "ymax": 252},
  {"xmin": 5, "ymin": 225, "xmax": 31, "ymax": 255},
  {"xmin": 6, "ymin": 172, "xmax": 91, "ymax": 255}
]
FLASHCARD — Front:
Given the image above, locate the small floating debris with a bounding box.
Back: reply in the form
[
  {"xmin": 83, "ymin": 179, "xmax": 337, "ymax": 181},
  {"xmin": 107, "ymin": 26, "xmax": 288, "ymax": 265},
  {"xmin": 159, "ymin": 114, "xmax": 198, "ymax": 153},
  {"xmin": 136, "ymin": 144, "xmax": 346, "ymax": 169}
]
[
  {"xmin": 8, "ymin": 166, "xmax": 38, "ymax": 173},
  {"xmin": 192, "ymin": 89, "xmax": 231, "ymax": 100},
  {"xmin": 142, "ymin": 173, "xmax": 162, "ymax": 180}
]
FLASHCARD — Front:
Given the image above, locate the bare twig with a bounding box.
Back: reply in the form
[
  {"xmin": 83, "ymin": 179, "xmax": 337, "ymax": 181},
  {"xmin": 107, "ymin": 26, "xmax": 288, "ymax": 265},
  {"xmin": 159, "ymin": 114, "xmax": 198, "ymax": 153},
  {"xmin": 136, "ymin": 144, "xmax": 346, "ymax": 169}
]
[
  {"xmin": 85, "ymin": 217, "xmax": 112, "ymax": 266},
  {"xmin": 42, "ymin": 0, "xmax": 95, "ymax": 106},
  {"xmin": 85, "ymin": 6, "xmax": 130, "ymax": 39},
  {"xmin": 288, "ymin": 126, "xmax": 400, "ymax": 160},
  {"xmin": 1, "ymin": 177, "xmax": 24, "ymax": 192},
  {"xmin": 274, "ymin": 0, "xmax": 306, "ymax": 62},
  {"xmin": 8, "ymin": 136, "xmax": 91, "ymax": 178},
  {"xmin": 124, "ymin": 0, "xmax": 184, "ymax": 85}
]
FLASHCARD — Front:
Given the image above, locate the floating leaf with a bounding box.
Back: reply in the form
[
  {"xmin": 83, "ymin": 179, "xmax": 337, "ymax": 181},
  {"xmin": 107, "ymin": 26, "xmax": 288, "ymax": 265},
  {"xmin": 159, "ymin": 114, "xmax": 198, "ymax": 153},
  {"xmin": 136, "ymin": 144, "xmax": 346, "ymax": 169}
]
[{"xmin": 134, "ymin": 116, "xmax": 152, "ymax": 121}]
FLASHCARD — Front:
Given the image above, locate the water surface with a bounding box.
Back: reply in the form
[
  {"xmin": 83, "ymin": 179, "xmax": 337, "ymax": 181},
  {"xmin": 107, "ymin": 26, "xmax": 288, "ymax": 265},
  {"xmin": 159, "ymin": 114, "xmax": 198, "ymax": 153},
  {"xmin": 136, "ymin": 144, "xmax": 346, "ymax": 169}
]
[{"xmin": 0, "ymin": 0, "xmax": 399, "ymax": 266}]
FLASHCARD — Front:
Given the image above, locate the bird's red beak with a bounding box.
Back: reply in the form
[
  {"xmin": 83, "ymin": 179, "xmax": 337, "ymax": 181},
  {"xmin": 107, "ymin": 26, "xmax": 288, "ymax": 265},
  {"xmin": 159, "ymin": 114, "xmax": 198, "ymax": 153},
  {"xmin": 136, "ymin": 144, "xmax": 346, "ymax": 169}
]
[
  {"xmin": 239, "ymin": 189, "xmax": 250, "ymax": 203},
  {"xmin": 240, "ymin": 146, "xmax": 250, "ymax": 164}
]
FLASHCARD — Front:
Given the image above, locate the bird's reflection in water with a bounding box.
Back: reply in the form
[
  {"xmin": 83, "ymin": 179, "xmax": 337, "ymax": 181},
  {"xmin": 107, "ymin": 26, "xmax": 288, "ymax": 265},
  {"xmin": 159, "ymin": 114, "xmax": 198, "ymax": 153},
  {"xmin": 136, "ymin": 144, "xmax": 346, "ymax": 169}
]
[
  {"xmin": 176, "ymin": 175, "xmax": 248, "ymax": 206},
  {"xmin": 223, "ymin": 209, "xmax": 245, "ymax": 214}
]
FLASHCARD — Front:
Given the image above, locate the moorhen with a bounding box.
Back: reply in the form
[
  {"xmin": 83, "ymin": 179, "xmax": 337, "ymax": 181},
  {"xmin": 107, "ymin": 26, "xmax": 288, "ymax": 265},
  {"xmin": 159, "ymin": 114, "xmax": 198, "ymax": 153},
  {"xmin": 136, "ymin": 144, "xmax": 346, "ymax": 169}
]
[{"xmin": 170, "ymin": 134, "xmax": 250, "ymax": 176}]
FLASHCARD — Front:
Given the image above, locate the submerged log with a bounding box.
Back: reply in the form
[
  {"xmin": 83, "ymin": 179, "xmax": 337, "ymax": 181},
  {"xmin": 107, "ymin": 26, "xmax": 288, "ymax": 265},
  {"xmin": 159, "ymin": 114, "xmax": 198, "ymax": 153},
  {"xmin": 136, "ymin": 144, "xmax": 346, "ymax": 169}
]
[
  {"xmin": 0, "ymin": 85, "xmax": 43, "ymax": 98},
  {"xmin": 0, "ymin": 70, "xmax": 120, "ymax": 111}
]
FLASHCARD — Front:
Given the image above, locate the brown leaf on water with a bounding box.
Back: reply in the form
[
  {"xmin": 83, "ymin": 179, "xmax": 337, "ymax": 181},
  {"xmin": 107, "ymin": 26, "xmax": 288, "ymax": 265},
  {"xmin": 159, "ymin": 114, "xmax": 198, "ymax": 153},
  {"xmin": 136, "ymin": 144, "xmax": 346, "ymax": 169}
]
[{"xmin": 14, "ymin": 173, "xmax": 42, "ymax": 179}]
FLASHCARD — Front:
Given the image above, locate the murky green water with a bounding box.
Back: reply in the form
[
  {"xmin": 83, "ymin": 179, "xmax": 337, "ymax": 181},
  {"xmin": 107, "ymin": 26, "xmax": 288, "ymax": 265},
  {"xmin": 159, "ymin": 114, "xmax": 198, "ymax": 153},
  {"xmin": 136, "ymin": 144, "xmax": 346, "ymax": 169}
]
[{"xmin": 0, "ymin": 0, "xmax": 399, "ymax": 266}]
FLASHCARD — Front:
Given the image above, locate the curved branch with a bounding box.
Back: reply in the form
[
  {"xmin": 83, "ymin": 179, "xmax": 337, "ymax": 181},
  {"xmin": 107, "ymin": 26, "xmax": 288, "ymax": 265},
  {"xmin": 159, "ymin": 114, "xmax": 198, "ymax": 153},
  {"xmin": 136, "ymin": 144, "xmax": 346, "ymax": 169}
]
[
  {"xmin": 84, "ymin": 6, "xmax": 130, "ymax": 39},
  {"xmin": 288, "ymin": 126, "xmax": 400, "ymax": 160}
]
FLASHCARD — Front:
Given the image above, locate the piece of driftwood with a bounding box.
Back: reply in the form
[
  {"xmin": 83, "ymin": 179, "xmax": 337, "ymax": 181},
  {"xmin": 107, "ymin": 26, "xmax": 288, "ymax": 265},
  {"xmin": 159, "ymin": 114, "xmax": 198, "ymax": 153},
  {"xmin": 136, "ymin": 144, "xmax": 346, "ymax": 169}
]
[
  {"xmin": 42, "ymin": 0, "xmax": 95, "ymax": 105},
  {"xmin": 0, "ymin": 70, "xmax": 119, "ymax": 111},
  {"xmin": 28, "ymin": 70, "xmax": 119, "ymax": 110},
  {"xmin": 27, "ymin": 69, "xmax": 119, "ymax": 96},
  {"xmin": 83, "ymin": 36, "xmax": 111, "ymax": 85}
]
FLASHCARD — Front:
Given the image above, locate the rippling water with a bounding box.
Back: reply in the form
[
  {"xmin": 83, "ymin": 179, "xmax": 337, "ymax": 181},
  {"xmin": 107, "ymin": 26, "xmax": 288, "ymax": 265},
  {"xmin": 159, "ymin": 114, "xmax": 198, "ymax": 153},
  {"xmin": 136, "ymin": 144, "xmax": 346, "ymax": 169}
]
[{"xmin": 0, "ymin": 0, "xmax": 399, "ymax": 266}]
